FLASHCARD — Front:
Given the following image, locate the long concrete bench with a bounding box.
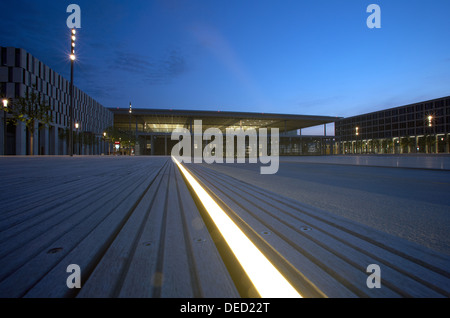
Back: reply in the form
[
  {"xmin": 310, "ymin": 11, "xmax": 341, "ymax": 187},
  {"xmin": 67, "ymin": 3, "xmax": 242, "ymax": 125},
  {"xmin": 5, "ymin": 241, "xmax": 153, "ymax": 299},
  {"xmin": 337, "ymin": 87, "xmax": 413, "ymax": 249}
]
[
  {"xmin": 185, "ymin": 163, "xmax": 450, "ymax": 298},
  {"xmin": 0, "ymin": 157, "xmax": 238, "ymax": 298}
]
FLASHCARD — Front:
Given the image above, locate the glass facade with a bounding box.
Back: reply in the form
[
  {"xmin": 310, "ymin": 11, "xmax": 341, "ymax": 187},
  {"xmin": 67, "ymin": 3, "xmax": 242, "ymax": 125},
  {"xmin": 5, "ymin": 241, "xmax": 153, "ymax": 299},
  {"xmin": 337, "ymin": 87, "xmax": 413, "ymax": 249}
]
[
  {"xmin": 111, "ymin": 109, "xmax": 339, "ymax": 156},
  {"xmin": 335, "ymin": 96, "xmax": 450, "ymax": 154}
]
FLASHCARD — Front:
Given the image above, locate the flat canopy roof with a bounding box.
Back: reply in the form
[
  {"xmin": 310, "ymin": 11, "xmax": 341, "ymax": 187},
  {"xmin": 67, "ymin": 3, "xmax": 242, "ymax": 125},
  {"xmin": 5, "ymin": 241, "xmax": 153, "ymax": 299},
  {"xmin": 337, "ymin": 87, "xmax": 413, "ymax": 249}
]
[{"xmin": 110, "ymin": 108, "xmax": 342, "ymax": 133}]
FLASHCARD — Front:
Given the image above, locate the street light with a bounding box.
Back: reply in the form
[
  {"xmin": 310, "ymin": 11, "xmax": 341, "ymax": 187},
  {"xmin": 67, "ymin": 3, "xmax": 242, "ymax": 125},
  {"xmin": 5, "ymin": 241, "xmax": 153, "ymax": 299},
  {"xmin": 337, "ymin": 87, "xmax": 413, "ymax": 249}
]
[
  {"xmin": 129, "ymin": 102, "xmax": 132, "ymax": 155},
  {"xmin": 69, "ymin": 28, "xmax": 76, "ymax": 157},
  {"xmin": 355, "ymin": 126, "xmax": 359, "ymax": 154},
  {"xmin": 2, "ymin": 98, "xmax": 7, "ymax": 155},
  {"xmin": 103, "ymin": 132, "xmax": 110, "ymax": 155},
  {"xmin": 426, "ymin": 115, "xmax": 437, "ymax": 153},
  {"xmin": 75, "ymin": 122, "xmax": 79, "ymax": 155},
  {"xmin": 70, "ymin": 29, "xmax": 76, "ymax": 61}
]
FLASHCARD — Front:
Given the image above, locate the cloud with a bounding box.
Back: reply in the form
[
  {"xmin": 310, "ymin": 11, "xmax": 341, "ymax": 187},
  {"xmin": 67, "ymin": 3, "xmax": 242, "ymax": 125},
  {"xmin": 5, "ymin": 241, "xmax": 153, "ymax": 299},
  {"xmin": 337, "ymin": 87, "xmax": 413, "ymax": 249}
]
[
  {"xmin": 67, "ymin": 47, "xmax": 188, "ymax": 107},
  {"xmin": 112, "ymin": 49, "xmax": 187, "ymax": 85}
]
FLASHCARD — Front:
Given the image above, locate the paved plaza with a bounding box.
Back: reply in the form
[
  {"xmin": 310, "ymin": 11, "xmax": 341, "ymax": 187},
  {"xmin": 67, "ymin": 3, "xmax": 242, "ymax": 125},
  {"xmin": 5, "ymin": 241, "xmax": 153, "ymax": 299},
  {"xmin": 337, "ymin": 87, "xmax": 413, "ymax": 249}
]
[{"xmin": 0, "ymin": 155, "xmax": 449, "ymax": 298}]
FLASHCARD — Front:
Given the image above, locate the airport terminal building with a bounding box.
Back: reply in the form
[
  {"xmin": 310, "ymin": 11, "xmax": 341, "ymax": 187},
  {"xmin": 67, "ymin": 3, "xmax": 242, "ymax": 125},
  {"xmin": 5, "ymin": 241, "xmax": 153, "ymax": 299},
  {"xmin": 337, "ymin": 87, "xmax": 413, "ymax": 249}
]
[
  {"xmin": 335, "ymin": 96, "xmax": 450, "ymax": 154},
  {"xmin": 110, "ymin": 108, "xmax": 340, "ymax": 156}
]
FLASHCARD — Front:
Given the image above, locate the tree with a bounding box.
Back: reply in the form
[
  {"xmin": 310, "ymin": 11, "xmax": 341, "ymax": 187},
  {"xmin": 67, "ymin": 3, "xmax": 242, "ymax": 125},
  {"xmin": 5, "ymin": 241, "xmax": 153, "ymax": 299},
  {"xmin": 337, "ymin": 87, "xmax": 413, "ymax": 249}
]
[
  {"xmin": 356, "ymin": 140, "xmax": 362, "ymax": 154},
  {"xmin": 372, "ymin": 139, "xmax": 380, "ymax": 154},
  {"xmin": 417, "ymin": 136, "xmax": 426, "ymax": 153},
  {"xmin": 104, "ymin": 126, "xmax": 136, "ymax": 155},
  {"xmin": 9, "ymin": 85, "xmax": 52, "ymax": 155},
  {"xmin": 381, "ymin": 139, "xmax": 388, "ymax": 154},
  {"xmin": 81, "ymin": 132, "xmax": 98, "ymax": 155},
  {"xmin": 425, "ymin": 135, "xmax": 435, "ymax": 154},
  {"xmin": 400, "ymin": 137, "xmax": 413, "ymax": 154},
  {"xmin": 387, "ymin": 139, "xmax": 394, "ymax": 154}
]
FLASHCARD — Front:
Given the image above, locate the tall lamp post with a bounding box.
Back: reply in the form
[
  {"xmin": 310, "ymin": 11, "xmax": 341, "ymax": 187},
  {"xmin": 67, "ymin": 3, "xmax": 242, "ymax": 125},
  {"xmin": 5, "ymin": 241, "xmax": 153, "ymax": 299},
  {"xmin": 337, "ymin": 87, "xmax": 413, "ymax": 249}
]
[
  {"xmin": 427, "ymin": 115, "xmax": 435, "ymax": 153},
  {"xmin": 69, "ymin": 28, "xmax": 76, "ymax": 156},
  {"xmin": 2, "ymin": 98, "xmax": 7, "ymax": 155},
  {"xmin": 129, "ymin": 102, "xmax": 132, "ymax": 155},
  {"xmin": 103, "ymin": 132, "xmax": 110, "ymax": 155},
  {"xmin": 75, "ymin": 122, "xmax": 79, "ymax": 155}
]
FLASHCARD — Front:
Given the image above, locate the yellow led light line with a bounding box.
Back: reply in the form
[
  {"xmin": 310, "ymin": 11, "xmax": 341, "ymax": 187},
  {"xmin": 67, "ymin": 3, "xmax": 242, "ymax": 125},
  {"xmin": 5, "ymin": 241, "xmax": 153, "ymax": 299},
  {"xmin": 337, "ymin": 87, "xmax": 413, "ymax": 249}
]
[{"xmin": 172, "ymin": 156, "xmax": 302, "ymax": 298}]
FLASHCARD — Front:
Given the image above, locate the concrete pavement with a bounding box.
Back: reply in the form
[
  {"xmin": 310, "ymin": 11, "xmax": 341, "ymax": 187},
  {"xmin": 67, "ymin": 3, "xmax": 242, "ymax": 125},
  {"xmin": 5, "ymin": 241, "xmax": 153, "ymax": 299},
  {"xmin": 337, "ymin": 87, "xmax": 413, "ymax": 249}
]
[
  {"xmin": 199, "ymin": 157, "xmax": 450, "ymax": 256},
  {"xmin": 280, "ymin": 154, "xmax": 450, "ymax": 170}
]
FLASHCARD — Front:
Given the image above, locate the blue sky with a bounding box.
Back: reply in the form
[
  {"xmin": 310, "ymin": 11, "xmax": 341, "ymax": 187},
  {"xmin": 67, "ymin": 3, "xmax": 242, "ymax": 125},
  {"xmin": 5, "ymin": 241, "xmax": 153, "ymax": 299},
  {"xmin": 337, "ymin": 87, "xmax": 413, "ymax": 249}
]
[{"xmin": 1, "ymin": 0, "xmax": 449, "ymax": 134}]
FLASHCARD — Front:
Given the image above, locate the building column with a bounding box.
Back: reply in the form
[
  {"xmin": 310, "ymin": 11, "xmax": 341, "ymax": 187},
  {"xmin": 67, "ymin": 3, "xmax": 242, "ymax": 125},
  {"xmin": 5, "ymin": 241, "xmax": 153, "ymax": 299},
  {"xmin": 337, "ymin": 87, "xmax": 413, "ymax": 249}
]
[
  {"xmin": 392, "ymin": 138, "xmax": 395, "ymax": 154},
  {"xmin": 436, "ymin": 135, "xmax": 439, "ymax": 154},
  {"xmin": 299, "ymin": 137, "xmax": 303, "ymax": 155},
  {"xmin": 31, "ymin": 122, "xmax": 39, "ymax": 155},
  {"xmin": 50, "ymin": 126, "xmax": 58, "ymax": 155},
  {"xmin": 42, "ymin": 126, "xmax": 49, "ymax": 155},
  {"xmin": 190, "ymin": 118, "xmax": 193, "ymax": 160},
  {"xmin": 151, "ymin": 134, "xmax": 154, "ymax": 156},
  {"xmin": 61, "ymin": 129, "xmax": 67, "ymax": 155},
  {"xmin": 16, "ymin": 121, "xmax": 26, "ymax": 155},
  {"xmin": 135, "ymin": 116, "xmax": 138, "ymax": 141},
  {"xmin": 165, "ymin": 134, "xmax": 167, "ymax": 156},
  {"xmin": 446, "ymin": 134, "xmax": 449, "ymax": 153},
  {"xmin": 0, "ymin": 110, "xmax": 5, "ymax": 155},
  {"xmin": 134, "ymin": 136, "xmax": 140, "ymax": 156},
  {"xmin": 415, "ymin": 136, "xmax": 418, "ymax": 153}
]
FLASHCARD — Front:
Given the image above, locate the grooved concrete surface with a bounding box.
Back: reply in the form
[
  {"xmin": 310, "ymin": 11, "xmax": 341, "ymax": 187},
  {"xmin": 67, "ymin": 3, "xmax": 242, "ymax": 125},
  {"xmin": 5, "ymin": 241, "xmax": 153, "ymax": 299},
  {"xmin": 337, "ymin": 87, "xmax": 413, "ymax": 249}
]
[{"xmin": 0, "ymin": 155, "xmax": 449, "ymax": 298}]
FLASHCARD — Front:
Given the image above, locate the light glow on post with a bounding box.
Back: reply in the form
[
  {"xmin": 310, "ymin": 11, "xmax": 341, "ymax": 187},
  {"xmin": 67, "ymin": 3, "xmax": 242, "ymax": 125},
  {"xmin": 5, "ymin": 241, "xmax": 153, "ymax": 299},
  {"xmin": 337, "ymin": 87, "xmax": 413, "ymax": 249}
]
[
  {"xmin": 70, "ymin": 28, "xmax": 76, "ymax": 61},
  {"xmin": 172, "ymin": 155, "xmax": 302, "ymax": 298}
]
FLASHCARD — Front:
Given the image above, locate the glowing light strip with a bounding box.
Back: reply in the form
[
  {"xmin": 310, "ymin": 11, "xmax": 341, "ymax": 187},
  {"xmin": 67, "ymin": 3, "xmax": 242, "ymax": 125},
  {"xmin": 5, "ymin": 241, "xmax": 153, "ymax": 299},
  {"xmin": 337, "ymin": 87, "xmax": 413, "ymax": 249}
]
[{"xmin": 172, "ymin": 156, "xmax": 302, "ymax": 298}]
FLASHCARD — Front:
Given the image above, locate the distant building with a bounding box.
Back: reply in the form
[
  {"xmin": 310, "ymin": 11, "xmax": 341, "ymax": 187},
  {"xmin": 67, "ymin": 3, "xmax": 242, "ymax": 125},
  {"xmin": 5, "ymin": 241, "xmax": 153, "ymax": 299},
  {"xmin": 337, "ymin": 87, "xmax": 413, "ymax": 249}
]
[
  {"xmin": 335, "ymin": 96, "xmax": 450, "ymax": 154},
  {"xmin": 0, "ymin": 47, "xmax": 113, "ymax": 155},
  {"xmin": 110, "ymin": 108, "xmax": 340, "ymax": 156}
]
